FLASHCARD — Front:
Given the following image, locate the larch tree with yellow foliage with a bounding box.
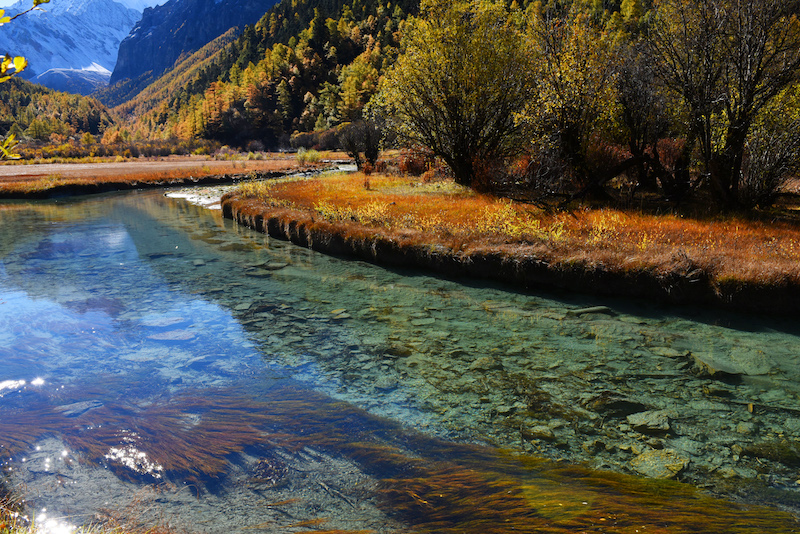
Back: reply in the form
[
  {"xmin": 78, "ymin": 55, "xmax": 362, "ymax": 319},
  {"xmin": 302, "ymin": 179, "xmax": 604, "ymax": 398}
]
[{"xmin": 521, "ymin": 9, "xmax": 620, "ymax": 196}]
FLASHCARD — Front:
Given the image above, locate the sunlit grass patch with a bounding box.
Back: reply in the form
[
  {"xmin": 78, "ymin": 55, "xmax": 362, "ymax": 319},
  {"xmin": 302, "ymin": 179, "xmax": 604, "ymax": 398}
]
[
  {"xmin": 296, "ymin": 148, "xmax": 322, "ymax": 164},
  {"xmin": 314, "ymin": 200, "xmax": 392, "ymax": 226}
]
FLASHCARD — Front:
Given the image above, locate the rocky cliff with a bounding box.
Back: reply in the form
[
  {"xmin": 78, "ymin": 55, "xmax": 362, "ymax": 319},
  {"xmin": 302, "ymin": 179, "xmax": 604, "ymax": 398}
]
[{"xmin": 110, "ymin": 0, "xmax": 277, "ymax": 85}]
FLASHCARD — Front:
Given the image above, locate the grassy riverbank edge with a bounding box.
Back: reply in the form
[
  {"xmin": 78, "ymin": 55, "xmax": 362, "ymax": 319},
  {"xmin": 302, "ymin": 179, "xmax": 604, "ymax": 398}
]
[{"xmin": 221, "ymin": 192, "xmax": 800, "ymax": 315}]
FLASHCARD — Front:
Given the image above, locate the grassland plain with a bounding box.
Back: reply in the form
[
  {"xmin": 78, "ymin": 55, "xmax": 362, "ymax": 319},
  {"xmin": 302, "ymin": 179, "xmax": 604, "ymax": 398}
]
[
  {"xmin": 0, "ymin": 155, "xmax": 332, "ymax": 198},
  {"xmin": 222, "ymin": 171, "xmax": 800, "ymax": 314}
]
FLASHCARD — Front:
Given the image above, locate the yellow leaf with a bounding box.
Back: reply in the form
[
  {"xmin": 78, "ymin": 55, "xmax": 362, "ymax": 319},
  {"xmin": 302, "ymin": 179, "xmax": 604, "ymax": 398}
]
[
  {"xmin": 33, "ymin": 0, "xmax": 51, "ymax": 6},
  {"xmin": 1, "ymin": 133, "xmax": 21, "ymax": 160},
  {"xmin": 13, "ymin": 56, "xmax": 26, "ymax": 72}
]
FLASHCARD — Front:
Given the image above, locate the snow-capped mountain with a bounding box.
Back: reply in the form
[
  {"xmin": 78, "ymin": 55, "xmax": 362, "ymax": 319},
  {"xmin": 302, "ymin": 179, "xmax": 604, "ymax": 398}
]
[
  {"xmin": 0, "ymin": 0, "xmax": 145, "ymax": 94},
  {"xmin": 33, "ymin": 62, "xmax": 113, "ymax": 94}
]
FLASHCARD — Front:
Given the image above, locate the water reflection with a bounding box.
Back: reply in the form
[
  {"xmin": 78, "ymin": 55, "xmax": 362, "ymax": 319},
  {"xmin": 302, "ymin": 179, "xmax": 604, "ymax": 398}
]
[
  {"xmin": 0, "ymin": 190, "xmax": 799, "ymax": 532},
  {"xmin": 0, "ymin": 380, "xmax": 27, "ymax": 394}
]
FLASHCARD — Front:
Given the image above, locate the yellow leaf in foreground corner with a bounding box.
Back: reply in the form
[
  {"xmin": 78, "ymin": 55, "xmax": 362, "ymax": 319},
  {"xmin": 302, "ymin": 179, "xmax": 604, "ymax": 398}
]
[
  {"xmin": 0, "ymin": 55, "xmax": 11, "ymax": 74},
  {"xmin": 13, "ymin": 56, "xmax": 26, "ymax": 72},
  {"xmin": 0, "ymin": 10, "xmax": 10, "ymax": 25}
]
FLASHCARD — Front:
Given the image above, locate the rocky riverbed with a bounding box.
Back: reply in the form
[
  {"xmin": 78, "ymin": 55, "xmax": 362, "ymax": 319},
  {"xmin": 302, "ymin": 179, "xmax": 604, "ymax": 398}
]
[{"xmin": 164, "ymin": 185, "xmax": 800, "ymax": 516}]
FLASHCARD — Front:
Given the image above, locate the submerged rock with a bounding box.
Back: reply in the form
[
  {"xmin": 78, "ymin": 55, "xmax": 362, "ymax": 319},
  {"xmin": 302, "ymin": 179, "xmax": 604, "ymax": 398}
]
[
  {"xmin": 141, "ymin": 316, "xmax": 187, "ymax": 328},
  {"xmin": 147, "ymin": 330, "xmax": 196, "ymax": 341},
  {"xmin": 521, "ymin": 425, "xmax": 556, "ymax": 442},
  {"xmin": 692, "ymin": 349, "xmax": 773, "ymax": 377},
  {"xmin": 55, "ymin": 400, "xmax": 103, "ymax": 417},
  {"xmin": 262, "ymin": 262, "xmax": 289, "ymax": 270},
  {"xmin": 744, "ymin": 440, "xmax": 800, "ymax": 467},
  {"xmin": 631, "ymin": 449, "xmax": 689, "ymax": 479},
  {"xmin": 584, "ymin": 391, "xmax": 647, "ymax": 417},
  {"xmin": 469, "ymin": 356, "xmax": 503, "ymax": 371},
  {"xmin": 566, "ymin": 306, "xmax": 615, "ymax": 317},
  {"xmin": 627, "ymin": 410, "xmax": 672, "ymax": 435}
]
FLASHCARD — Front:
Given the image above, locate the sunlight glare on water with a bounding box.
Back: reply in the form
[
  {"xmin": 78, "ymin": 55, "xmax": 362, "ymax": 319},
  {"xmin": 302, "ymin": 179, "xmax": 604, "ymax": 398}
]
[{"xmin": 36, "ymin": 511, "xmax": 76, "ymax": 534}]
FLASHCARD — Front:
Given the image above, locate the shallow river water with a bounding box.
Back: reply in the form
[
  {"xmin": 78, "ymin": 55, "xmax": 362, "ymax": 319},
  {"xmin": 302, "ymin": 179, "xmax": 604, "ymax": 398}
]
[{"xmin": 1, "ymin": 189, "xmax": 800, "ymax": 533}]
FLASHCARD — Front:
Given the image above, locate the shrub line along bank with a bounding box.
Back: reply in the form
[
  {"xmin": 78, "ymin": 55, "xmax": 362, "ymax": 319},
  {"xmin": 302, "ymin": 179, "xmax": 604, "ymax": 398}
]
[{"xmin": 221, "ymin": 194, "xmax": 800, "ymax": 315}]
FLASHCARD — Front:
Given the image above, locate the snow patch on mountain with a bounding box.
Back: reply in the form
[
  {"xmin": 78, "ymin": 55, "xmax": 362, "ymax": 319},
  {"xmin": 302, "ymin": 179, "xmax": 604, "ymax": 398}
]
[
  {"xmin": 114, "ymin": 0, "xmax": 163, "ymax": 12},
  {"xmin": 33, "ymin": 64, "xmax": 112, "ymax": 94}
]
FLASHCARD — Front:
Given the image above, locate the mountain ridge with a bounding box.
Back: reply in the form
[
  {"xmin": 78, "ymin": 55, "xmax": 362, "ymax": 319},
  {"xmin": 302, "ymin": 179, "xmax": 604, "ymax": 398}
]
[
  {"xmin": 107, "ymin": 0, "xmax": 418, "ymax": 147},
  {"xmin": 110, "ymin": 0, "xmax": 279, "ymax": 85},
  {"xmin": 34, "ymin": 63, "xmax": 111, "ymax": 94}
]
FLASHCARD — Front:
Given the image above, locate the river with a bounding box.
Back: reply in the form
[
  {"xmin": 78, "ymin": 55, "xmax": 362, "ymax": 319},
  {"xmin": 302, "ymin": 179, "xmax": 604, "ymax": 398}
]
[{"xmin": 1, "ymin": 189, "xmax": 799, "ymax": 533}]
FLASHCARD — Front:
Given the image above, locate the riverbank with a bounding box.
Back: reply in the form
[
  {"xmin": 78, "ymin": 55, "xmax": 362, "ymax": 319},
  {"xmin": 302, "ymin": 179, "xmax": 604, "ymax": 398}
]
[
  {"xmin": 0, "ymin": 155, "xmax": 330, "ymax": 199},
  {"xmin": 4, "ymin": 157, "xmax": 800, "ymax": 314},
  {"xmin": 4, "ymin": 171, "xmax": 800, "ymax": 529},
  {"xmin": 221, "ymin": 172, "xmax": 800, "ymax": 315}
]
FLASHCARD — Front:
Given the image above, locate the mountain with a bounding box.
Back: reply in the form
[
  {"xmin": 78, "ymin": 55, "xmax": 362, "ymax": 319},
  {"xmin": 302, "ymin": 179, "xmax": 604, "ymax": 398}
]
[
  {"xmin": 115, "ymin": 0, "xmax": 418, "ymax": 147},
  {"xmin": 100, "ymin": 29, "xmax": 238, "ymax": 113},
  {"xmin": 33, "ymin": 63, "xmax": 112, "ymax": 94},
  {"xmin": 114, "ymin": 0, "xmax": 163, "ymax": 10},
  {"xmin": 109, "ymin": 0, "xmax": 279, "ymax": 85},
  {"xmin": 0, "ymin": 0, "xmax": 142, "ymax": 94}
]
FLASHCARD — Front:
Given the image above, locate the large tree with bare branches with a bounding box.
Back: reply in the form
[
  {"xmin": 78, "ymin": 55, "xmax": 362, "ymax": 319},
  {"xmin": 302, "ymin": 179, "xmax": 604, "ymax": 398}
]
[{"xmin": 648, "ymin": 0, "xmax": 800, "ymax": 207}]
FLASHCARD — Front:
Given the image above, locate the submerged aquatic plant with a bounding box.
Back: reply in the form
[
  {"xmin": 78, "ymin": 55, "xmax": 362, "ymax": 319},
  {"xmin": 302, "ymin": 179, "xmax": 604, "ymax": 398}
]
[
  {"xmin": 1, "ymin": 378, "xmax": 798, "ymax": 533},
  {"xmin": 63, "ymin": 391, "xmax": 279, "ymax": 483},
  {"xmin": 0, "ymin": 393, "xmax": 71, "ymax": 457}
]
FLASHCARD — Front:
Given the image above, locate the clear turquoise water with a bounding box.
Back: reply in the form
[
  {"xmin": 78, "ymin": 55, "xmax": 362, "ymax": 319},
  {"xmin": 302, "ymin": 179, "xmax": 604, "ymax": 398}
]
[{"xmin": 1, "ymin": 190, "xmax": 800, "ymax": 533}]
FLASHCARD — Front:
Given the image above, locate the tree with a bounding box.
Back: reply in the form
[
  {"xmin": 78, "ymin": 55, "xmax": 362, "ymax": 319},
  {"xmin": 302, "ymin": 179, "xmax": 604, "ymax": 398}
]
[
  {"xmin": 648, "ymin": 0, "xmax": 800, "ymax": 207},
  {"xmin": 339, "ymin": 119, "xmax": 382, "ymax": 169},
  {"xmin": 519, "ymin": 10, "xmax": 620, "ymax": 196},
  {"xmin": 375, "ymin": 0, "xmax": 536, "ymax": 187},
  {"xmin": 1, "ymin": 0, "xmax": 50, "ymax": 159},
  {"xmin": 738, "ymin": 83, "xmax": 800, "ymax": 207},
  {"xmin": 337, "ymin": 50, "xmax": 379, "ymax": 121},
  {"xmin": 614, "ymin": 41, "xmax": 687, "ymax": 199}
]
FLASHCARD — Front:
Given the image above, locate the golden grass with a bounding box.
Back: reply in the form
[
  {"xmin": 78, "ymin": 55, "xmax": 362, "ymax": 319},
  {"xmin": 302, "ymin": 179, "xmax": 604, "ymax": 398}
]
[
  {"xmin": 235, "ymin": 172, "xmax": 800, "ymax": 288},
  {"xmin": 0, "ymin": 157, "xmax": 326, "ymax": 195}
]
